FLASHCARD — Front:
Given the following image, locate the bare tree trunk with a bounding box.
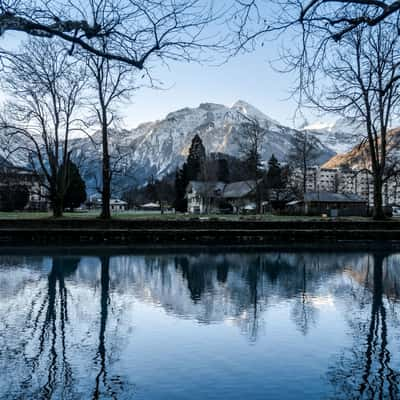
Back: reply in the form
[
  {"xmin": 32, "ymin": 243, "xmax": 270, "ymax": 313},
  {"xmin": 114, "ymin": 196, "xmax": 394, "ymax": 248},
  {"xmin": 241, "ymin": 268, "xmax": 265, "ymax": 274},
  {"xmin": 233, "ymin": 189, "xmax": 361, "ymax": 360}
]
[
  {"xmin": 100, "ymin": 107, "xmax": 111, "ymax": 220},
  {"xmin": 52, "ymin": 195, "xmax": 64, "ymax": 218},
  {"xmin": 302, "ymin": 149, "xmax": 307, "ymax": 195},
  {"xmin": 256, "ymin": 184, "xmax": 262, "ymax": 214},
  {"xmin": 373, "ymin": 174, "xmax": 385, "ymax": 220}
]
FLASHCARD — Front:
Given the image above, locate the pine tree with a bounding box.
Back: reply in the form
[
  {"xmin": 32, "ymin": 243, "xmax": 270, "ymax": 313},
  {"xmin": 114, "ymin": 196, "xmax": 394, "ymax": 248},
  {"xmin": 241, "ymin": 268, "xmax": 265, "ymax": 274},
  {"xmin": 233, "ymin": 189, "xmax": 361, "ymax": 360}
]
[
  {"xmin": 217, "ymin": 158, "xmax": 230, "ymax": 182},
  {"xmin": 174, "ymin": 135, "xmax": 206, "ymax": 213},
  {"xmin": 266, "ymin": 154, "xmax": 283, "ymax": 189},
  {"xmin": 62, "ymin": 161, "xmax": 87, "ymax": 211},
  {"xmin": 174, "ymin": 163, "xmax": 188, "ymax": 212},
  {"xmin": 186, "ymin": 134, "xmax": 206, "ymax": 181}
]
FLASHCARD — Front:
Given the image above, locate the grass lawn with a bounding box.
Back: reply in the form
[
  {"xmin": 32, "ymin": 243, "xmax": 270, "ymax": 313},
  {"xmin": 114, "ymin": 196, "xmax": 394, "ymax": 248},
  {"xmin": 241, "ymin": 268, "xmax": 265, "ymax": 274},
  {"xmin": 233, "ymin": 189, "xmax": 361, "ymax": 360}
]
[{"xmin": 0, "ymin": 210, "xmax": 380, "ymax": 222}]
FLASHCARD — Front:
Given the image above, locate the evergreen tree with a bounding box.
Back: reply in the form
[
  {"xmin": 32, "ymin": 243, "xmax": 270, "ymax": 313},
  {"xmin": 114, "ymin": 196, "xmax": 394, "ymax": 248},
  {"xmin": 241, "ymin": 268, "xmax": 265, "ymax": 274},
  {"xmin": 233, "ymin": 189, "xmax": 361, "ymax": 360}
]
[
  {"xmin": 62, "ymin": 161, "xmax": 87, "ymax": 211},
  {"xmin": 145, "ymin": 175, "xmax": 157, "ymax": 202},
  {"xmin": 186, "ymin": 134, "xmax": 206, "ymax": 181},
  {"xmin": 174, "ymin": 135, "xmax": 207, "ymax": 212},
  {"xmin": 217, "ymin": 158, "xmax": 230, "ymax": 182},
  {"xmin": 266, "ymin": 154, "xmax": 283, "ymax": 189},
  {"xmin": 174, "ymin": 163, "xmax": 188, "ymax": 212},
  {"xmin": 245, "ymin": 149, "xmax": 263, "ymax": 180}
]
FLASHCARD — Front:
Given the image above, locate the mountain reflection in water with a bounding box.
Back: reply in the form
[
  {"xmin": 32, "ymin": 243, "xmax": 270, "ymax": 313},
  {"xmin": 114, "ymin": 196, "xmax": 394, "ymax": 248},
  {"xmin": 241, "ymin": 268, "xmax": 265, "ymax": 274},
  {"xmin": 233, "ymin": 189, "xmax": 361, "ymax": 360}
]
[{"xmin": 0, "ymin": 251, "xmax": 399, "ymax": 400}]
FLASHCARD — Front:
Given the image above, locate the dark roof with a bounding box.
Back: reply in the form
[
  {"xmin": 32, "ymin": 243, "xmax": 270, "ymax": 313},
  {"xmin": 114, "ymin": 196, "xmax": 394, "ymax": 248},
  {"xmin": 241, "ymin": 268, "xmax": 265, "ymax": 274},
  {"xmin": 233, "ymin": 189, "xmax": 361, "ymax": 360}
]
[
  {"xmin": 222, "ymin": 180, "xmax": 256, "ymax": 198},
  {"xmin": 187, "ymin": 180, "xmax": 256, "ymax": 199},
  {"xmin": 187, "ymin": 181, "xmax": 225, "ymax": 195},
  {"xmin": 304, "ymin": 192, "xmax": 366, "ymax": 203}
]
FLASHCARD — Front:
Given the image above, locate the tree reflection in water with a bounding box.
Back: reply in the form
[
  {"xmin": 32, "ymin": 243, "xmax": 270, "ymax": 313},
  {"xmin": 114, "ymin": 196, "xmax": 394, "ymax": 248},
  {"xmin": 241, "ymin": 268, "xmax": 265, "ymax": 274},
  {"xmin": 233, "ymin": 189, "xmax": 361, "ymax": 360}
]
[
  {"xmin": 290, "ymin": 261, "xmax": 318, "ymax": 336},
  {"xmin": 0, "ymin": 256, "xmax": 127, "ymax": 400},
  {"xmin": 1, "ymin": 250, "xmax": 400, "ymax": 399},
  {"xmin": 328, "ymin": 253, "xmax": 400, "ymax": 400},
  {"xmin": 23, "ymin": 257, "xmax": 79, "ymax": 399},
  {"xmin": 172, "ymin": 252, "xmax": 327, "ymax": 341},
  {"xmin": 92, "ymin": 256, "xmax": 124, "ymax": 400}
]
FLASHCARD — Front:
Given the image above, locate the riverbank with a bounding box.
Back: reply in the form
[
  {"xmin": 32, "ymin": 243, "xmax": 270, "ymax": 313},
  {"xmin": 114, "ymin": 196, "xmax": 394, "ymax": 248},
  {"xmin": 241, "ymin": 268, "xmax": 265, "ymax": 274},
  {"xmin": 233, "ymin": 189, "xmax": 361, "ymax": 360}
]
[
  {"xmin": 0, "ymin": 211, "xmax": 377, "ymax": 220},
  {"xmin": 0, "ymin": 218, "xmax": 399, "ymax": 246}
]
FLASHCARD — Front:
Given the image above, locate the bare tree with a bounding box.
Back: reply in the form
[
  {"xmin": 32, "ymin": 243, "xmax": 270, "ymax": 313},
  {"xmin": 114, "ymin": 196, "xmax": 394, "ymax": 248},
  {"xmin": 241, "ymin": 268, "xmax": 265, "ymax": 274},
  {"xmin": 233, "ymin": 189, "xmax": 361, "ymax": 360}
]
[
  {"xmin": 233, "ymin": 0, "xmax": 400, "ymax": 47},
  {"xmin": 86, "ymin": 42, "xmax": 136, "ymax": 219},
  {"xmin": 234, "ymin": 2, "xmax": 400, "ymax": 219},
  {"xmin": 235, "ymin": 114, "xmax": 267, "ymax": 213},
  {"xmin": 0, "ymin": 39, "xmax": 86, "ymax": 217},
  {"xmin": 0, "ymin": 0, "xmax": 225, "ymax": 67},
  {"xmin": 305, "ymin": 23, "xmax": 400, "ymax": 218},
  {"xmin": 72, "ymin": 0, "xmax": 227, "ymax": 219},
  {"xmin": 288, "ymin": 131, "xmax": 319, "ymax": 195},
  {"xmin": 293, "ymin": 0, "xmax": 400, "ymax": 41},
  {"xmin": 0, "ymin": 1, "xmax": 227, "ymax": 220}
]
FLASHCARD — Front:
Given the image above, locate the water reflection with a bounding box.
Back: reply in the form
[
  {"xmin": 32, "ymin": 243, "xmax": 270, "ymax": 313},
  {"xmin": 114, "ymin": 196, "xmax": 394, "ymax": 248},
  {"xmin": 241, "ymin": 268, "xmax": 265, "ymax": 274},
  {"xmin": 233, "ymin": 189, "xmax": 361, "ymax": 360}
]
[
  {"xmin": 92, "ymin": 256, "xmax": 124, "ymax": 399},
  {"xmin": 0, "ymin": 250, "xmax": 399, "ymax": 399},
  {"xmin": 329, "ymin": 253, "xmax": 400, "ymax": 400},
  {"xmin": 38, "ymin": 257, "xmax": 77, "ymax": 398},
  {"xmin": 0, "ymin": 257, "xmax": 79, "ymax": 398},
  {"xmin": 291, "ymin": 262, "xmax": 318, "ymax": 336}
]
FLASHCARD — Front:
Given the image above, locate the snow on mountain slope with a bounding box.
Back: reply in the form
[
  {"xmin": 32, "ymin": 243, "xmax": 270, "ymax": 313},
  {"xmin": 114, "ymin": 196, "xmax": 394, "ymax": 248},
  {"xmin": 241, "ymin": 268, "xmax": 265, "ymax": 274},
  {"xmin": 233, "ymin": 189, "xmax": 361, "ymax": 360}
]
[
  {"xmin": 323, "ymin": 128, "xmax": 400, "ymax": 170},
  {"xmin": 302, "ymin": 118, "xmax": 361, "ymax": 154},
  {"xmin": 68, "ymin": 100, "xmax": 335, "ymax": 192},
  {"xmin": 0, "ymin": 100, "xmax": 336, "ymax": 193}
]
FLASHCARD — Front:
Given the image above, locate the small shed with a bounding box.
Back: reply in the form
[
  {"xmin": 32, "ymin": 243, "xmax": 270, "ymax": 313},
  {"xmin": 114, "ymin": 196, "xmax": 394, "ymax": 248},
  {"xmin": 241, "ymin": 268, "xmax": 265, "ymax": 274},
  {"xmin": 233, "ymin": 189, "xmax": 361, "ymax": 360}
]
[{"xmin": 303, "ymin": 192, "xmax": 367, "ymax": 216}]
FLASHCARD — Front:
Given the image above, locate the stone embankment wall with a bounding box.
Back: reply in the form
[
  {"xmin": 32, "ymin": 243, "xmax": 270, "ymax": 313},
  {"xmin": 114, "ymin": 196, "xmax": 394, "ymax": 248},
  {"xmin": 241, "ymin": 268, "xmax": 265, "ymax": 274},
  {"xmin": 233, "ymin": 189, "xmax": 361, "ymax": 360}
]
[{"xmin": 0, "ymin": 219, "xmax": 399, "ymax": 247}]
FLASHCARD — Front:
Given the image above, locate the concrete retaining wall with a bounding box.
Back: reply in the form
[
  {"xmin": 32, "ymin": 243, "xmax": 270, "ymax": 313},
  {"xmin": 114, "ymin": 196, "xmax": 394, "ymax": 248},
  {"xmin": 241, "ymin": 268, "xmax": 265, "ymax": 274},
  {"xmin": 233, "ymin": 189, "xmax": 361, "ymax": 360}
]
[{"xmin": 0, "ymin": 219, "xmax": 399, "ymax": 246}]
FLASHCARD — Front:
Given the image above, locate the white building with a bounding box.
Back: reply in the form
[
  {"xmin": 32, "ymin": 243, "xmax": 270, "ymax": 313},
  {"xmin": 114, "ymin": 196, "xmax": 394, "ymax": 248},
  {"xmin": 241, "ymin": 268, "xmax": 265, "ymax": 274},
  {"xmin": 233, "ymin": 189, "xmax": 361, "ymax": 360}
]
[
  {"xmin": 186, "ymin": 180, "xmax": 257, "ymax": 214},
  {"xmin": 0, "ymin": 166, "xmax": 48, "ymax": 210},
  {"xmin": 294, "ymin": 167, "xmax": 339, "ymax": 193},
  {"xmin": 110, "ymin": 199, "xmax": 128, "ymax": 212},
  {"xmin": 186, "ymin": 181, "xmax": 225, "ymax": 214},
  {"xmin": 292, "ymin": 166, "xmax": 400, "ymax": 207},
  {"xmin": 316, "ymin": 168, "xmax": 338, "ymax": 192},
  {"xmin": 89, "ymin": 197, "xmax": 128, "ymax": 212}
]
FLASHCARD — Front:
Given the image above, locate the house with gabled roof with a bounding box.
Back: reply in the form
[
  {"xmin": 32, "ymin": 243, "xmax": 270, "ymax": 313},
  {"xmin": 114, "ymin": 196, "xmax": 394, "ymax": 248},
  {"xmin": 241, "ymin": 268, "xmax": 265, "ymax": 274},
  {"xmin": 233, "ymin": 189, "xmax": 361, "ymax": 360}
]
[{"xmin": 186, "ymin": 180, "xmax": 257, "ymax": 214}]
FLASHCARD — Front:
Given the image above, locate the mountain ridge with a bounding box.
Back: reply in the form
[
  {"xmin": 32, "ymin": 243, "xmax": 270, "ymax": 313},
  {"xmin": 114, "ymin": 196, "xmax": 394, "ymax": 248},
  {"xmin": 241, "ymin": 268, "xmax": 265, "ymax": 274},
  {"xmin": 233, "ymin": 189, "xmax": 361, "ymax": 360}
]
[
  {"xmin": 69, "ymin": 100, "xmax": 336, "ymax": 193},
  {"xmin": 0, "ymin": 100, "xmax": 338, "ymax": 194},
  {"xmin": 323, "ymin": 127, "xmax": 400, "ymax": 170}
]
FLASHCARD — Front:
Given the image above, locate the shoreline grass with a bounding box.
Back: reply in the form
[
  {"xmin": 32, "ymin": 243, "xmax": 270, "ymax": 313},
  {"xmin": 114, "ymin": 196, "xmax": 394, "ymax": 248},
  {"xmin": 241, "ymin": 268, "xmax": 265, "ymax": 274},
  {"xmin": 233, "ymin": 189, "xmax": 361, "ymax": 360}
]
[{"xmin": 0, "ymin": 210, "xmax": 394, "ymax": 222}]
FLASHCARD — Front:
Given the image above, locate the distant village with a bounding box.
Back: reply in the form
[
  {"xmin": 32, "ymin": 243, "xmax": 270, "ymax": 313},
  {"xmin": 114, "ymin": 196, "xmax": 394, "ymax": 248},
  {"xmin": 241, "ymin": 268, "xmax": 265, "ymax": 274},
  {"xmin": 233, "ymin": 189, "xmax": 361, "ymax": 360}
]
[
  {"xmin": 185, "ymin": 167, "xmax": 400, "ymax": 217},
  {"xmin": 1, "ymin": 132, "xmax": 399, "ymax": 218}
]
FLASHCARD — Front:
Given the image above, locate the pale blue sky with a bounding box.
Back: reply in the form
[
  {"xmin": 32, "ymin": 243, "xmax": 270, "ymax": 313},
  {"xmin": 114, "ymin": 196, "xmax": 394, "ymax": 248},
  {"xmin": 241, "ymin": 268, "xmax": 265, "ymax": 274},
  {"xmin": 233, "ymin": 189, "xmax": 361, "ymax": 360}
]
[
  {"xmin": 0, "ymin": 30, "xmax": 324, "ymax": 130},
  {"xmin": 124, "ymin": 47, "xmax": 304, "ymax": 128}
]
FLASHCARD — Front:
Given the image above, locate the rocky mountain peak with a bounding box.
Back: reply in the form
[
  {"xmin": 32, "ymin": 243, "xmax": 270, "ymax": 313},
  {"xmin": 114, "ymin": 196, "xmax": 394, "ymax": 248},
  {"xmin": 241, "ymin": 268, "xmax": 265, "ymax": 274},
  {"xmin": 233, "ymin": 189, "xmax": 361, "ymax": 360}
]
[{"xmin": 0, "ymin": 100, "xmax": 337, "ymax": 195}]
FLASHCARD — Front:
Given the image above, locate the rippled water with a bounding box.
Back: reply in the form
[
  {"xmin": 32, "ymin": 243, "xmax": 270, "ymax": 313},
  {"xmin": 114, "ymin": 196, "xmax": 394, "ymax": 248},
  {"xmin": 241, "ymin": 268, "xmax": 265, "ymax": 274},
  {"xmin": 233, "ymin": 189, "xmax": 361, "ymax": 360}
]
[{"xmin": 0, "ymin": 249, "xmax": 399, "ymax": 399}]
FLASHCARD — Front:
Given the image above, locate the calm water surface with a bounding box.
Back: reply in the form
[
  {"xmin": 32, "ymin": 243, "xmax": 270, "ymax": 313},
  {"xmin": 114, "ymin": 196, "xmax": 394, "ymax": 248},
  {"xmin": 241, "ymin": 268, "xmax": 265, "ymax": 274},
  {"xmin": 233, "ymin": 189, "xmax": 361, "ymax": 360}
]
[{"xmin": 0, "ymin": 249, "xmax": 399, "ymax": 399}]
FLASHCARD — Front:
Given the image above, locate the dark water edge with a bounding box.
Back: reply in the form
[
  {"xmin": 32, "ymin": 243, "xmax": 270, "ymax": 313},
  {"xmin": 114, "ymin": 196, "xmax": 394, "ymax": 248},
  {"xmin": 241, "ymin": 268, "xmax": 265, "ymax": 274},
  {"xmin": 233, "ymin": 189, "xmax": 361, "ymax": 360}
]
[{"xmin": 0, "ymin": 240, "xmax": 399, "ymax": 255}]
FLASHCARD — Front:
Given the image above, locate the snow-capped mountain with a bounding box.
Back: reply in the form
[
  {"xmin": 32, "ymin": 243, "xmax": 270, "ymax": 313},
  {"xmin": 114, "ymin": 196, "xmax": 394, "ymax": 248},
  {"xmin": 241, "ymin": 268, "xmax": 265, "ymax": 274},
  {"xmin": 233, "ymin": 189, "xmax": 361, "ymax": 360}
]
[
  {"xmin": 302, "ymin": 118, "xmax": 361, "ymax": 154},
  {"xmin": 0, "ymin": 100, "xmax": 336, "ymax": 193},
  {"xmin": 70, "ymin": 100, "xmax": 335, "ymax": 191}
]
